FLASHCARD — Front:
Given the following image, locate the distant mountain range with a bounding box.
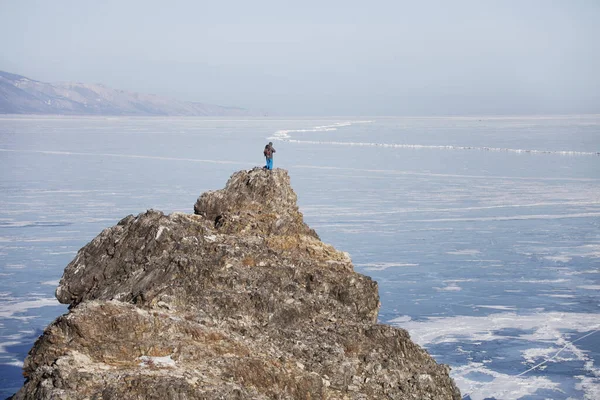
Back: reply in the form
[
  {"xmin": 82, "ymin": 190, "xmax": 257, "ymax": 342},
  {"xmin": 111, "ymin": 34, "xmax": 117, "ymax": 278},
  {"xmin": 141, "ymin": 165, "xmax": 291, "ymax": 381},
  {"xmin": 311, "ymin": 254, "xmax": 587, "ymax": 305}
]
[{"xmin": 0, "ymin": 70, "xmax": 259, "ymax": 116}]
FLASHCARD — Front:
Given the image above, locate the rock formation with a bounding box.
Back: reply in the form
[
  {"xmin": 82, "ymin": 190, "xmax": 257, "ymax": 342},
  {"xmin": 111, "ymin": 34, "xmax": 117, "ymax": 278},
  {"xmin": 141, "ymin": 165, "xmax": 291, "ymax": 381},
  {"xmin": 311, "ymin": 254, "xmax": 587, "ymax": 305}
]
[{"xmin": 10, "ymin": 168, "xmax": 461, "ymax": 399}]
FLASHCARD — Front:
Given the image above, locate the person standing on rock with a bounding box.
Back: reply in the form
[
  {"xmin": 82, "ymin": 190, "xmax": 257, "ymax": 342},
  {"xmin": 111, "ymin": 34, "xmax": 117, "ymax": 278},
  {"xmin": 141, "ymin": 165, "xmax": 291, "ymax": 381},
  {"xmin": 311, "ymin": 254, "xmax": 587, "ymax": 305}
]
[{"xmin": 264, "ymin": 142, "xmax": 276, "ymax": 170}]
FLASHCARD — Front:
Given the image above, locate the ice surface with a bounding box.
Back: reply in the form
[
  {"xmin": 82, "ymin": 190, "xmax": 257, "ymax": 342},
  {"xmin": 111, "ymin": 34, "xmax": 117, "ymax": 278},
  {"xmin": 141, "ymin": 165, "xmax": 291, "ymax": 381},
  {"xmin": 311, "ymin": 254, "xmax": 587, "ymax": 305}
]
[
  {"xmin": 1, "ymin": 115, "xmax": 599, "ymax": 399},
  {"xmin": 282, "ymin": 137, "xmax": 600, "ymax": 156}
]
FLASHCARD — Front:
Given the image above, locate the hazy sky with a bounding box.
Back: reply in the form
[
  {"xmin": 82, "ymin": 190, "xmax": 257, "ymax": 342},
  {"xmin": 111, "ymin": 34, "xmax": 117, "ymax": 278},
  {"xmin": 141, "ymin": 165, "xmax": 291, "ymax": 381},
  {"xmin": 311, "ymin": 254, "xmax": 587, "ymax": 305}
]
[{"xmin": 1, "ymin": 0, "xmax": 599, "ymax": 115}]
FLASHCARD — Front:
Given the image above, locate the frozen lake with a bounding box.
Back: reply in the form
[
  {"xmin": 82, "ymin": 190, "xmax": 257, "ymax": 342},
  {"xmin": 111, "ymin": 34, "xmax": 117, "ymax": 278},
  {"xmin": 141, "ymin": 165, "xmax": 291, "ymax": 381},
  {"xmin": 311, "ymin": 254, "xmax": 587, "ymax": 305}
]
[{"xmin": 1, "ymin": 115, "xmax": 599, "ymax": 399}]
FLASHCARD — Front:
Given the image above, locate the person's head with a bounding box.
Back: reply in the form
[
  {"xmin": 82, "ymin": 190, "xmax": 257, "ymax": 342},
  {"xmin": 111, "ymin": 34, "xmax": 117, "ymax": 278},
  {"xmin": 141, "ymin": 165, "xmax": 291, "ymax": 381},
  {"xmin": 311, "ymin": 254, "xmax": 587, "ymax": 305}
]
[{"xmin": 268, "ymin": 142, "xmax": 273, "ymax": 146}]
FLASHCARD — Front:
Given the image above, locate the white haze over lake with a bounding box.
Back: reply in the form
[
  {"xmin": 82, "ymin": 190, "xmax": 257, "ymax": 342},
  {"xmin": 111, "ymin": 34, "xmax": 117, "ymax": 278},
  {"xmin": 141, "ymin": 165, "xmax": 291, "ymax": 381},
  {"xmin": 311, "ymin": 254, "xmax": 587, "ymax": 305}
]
[
  {"xmin": 0, "ymin": 115, "xmax": 599, "ymax": 399},
  {"xmin": 1, "ymin": 1, "xmax": 599, "ymax": 115}
]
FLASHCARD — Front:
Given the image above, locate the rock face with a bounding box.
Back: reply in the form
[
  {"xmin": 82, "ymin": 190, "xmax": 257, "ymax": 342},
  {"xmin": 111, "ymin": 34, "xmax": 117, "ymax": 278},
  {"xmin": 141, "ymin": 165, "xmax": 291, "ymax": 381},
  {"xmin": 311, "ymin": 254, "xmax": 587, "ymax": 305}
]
[{"xmin": 11, "ymin": 168, "xmax": 461, "ymax": 399}]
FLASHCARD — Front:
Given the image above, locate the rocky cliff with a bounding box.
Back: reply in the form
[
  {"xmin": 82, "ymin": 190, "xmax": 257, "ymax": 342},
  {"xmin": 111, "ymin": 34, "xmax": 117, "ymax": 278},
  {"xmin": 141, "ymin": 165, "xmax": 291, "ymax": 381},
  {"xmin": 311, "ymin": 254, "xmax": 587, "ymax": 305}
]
[{"xmin": 10, "ymin": 168, "xmax": 461, "ymax": 399}]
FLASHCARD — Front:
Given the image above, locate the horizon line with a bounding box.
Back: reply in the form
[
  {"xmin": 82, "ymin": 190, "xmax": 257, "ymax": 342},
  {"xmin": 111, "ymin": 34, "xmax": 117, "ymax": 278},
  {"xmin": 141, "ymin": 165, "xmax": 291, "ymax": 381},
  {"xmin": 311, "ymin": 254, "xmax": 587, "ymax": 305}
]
[{"xmin": 1, "ymin": 113, "xmax": 600, "ymax": 120}]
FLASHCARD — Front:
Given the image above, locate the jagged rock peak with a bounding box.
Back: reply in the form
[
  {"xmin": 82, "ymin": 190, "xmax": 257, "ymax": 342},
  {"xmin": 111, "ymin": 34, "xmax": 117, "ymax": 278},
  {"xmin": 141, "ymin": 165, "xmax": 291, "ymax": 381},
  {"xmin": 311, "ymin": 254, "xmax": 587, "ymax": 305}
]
[
  {"xmin": 194, "ymin": 167, "xmax": 318, "ymax": 238},
  {"xmin": 11, "ymin": 168, "xmax": 461, "ymax": 400}
]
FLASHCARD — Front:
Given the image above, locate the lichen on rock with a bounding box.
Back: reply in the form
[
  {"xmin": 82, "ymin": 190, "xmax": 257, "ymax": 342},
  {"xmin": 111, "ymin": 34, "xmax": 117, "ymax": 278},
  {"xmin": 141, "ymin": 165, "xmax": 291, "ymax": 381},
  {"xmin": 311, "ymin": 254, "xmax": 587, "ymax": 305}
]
[{"xmin": 10, "ymin": 167, "xmax": 461, "ymax": 399}]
